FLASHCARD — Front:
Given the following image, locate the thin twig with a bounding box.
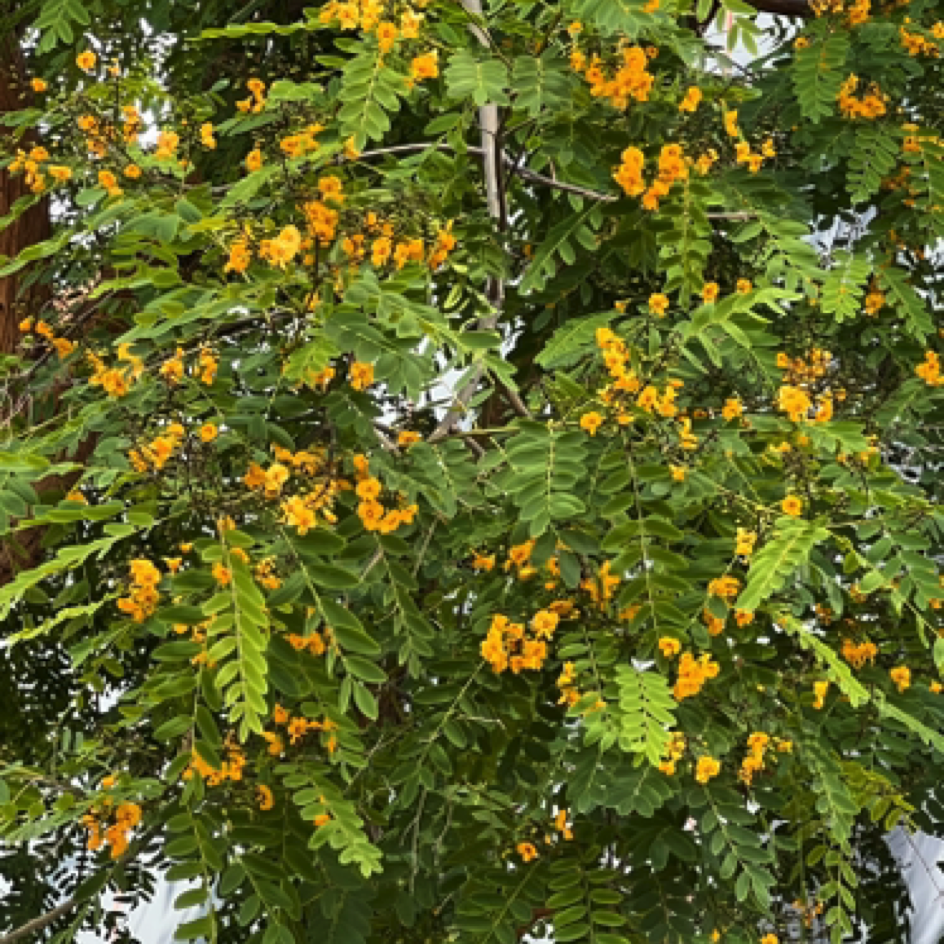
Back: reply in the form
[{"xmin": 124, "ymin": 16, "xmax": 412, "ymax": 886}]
[{"xmin": 427, "ymin": 0, "xmax": 505, "ymax": 443}]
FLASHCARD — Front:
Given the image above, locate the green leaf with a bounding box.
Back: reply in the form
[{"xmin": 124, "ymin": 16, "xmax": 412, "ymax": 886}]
[{"xmin": 736, "ymin": 519, "xmax": 830, "ymax": 613}]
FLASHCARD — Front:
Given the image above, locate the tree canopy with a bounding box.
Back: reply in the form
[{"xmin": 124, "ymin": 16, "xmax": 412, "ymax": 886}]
[{"xmin": 0, "ymin": 0, "xmax": 943, "ymax": 943}]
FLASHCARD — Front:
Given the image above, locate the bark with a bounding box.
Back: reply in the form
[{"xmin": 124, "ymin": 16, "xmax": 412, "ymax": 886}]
[
  {"xmin": 0, "ymin": 32, "xmax": 51, "ymax": 355},
  {"xmin": 0, "ymin": 31, "xmax": 83, "ymax": 586}
]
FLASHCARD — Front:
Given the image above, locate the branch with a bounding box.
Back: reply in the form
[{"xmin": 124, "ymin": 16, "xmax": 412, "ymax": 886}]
[
  {"xmin": 0, "ymin": 898, "xmax": 78, "ymax": 944},
  {"xmin": 428, "ymin": 0, "xmax": 504, "ymax": 444},
  {"xmin": 748, "ymin": 0, "xmax": 813, "ymax": 15},
  {"xmin": 352, "ymin": 144, "xmax": 760, "ymax": 215}
]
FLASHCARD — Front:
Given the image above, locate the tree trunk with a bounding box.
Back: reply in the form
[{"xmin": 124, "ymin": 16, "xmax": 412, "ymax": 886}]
[{"xmin": 0, "ymin": 32, "xmax": 51, "ymax": 354}]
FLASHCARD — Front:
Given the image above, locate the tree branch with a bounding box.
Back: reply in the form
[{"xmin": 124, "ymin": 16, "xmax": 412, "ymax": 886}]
[
  {"xmin": 0, "ymin": 898, "xmax": 78, "ymax": 944},
  {"xmin": 748, "ymin": 0, "xmax": 812, "ymax": 16},
  {"xmin": 428, "ymin": 0, "xmax": 504, "ymax": 444}
]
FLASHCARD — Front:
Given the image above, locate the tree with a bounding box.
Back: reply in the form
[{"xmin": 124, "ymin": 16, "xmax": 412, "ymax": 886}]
[{"xmin": 0, "ymin": 0, "xmax": 942, "ymax": 942}]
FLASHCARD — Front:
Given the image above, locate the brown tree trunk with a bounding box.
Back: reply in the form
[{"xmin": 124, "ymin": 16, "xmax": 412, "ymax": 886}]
[
  {"xmin": 0, "ymin": 31, "xmax": 58, "ymax": 585},
  {"xmin": 0, "ymin": 32, "xmax": 51, "ymax": 354}
]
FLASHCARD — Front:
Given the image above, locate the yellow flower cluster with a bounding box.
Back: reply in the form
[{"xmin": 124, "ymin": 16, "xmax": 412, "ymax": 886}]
[
  {"xmin": 184, "ymin": 736, "xmax": 248, "ymax": 785},
  {"xmin": 287, "ymin": 623, "xmax": 331, "ymax": 655},
  {"xmin": 738, "ymin": 731, "xmax": 770, "ymax": 785},
  {"xmin": 659, "ymin": 731, "xmax": 686, "ymax": 775},
  {"xmin": 733, "ymin": 137, "xmax": 776, "ymax": 174},
  {"xmin": 235, "ymin": 77, "xmax": 267, "ymax": 114},
  {"xmin": 842, "ymin": 637, "xmax": 877, "ymax": 669},
  {"xmin": 573, "ymin": 45, "xmax": 655, "ymax": 110},
  {"xmin": 916, "ymin": 351, "xmax": 944, "ymax": 386},
  {"xmin": 557, "ymin": 660, "xmax": 580, "ymax": 707},
  {"xmin": 318, "ymin": 0, "xmax": 425, "ymax": 37},
  {"xmin": 272, "ymin": 703, "xmax": 332, "ymax": 745},
  {"xmin": 673, "ymin": 651, "xmax": 720, "ymax": 701},
  {"xmin": 353, "ymin": 471, "xmax": 418, "ymax": 534},
  {"xmin": 83, "ymin": 799, "xmax": 142, "ymax": 859},
  {"xmin": 613, "ymin": 144, "xmax": 690, "ymax": 211},
  {"xmin": 129, "ymin": 422, "xmax": 186, "ymax": 473},
  {"xmin": 7, "ymin": 145, "xmax": 73, "ymax": 193},
  {"xmin": 837, "ymin": 75, "xmax": 887, "ymax": 119},
  {"xmin": 481, "ymin": 611, "xmax": 558, "ymax": 674},
  {"xmin": 808, "ymin": 0, "xmax": 869, "ymax": 20},
  {"xmin": 117, "ymin": 559, "xmax": 161, "ymax": 622},
  {"xmin": 581, "ymin": 560, "xmax": 621, "ymax": 610},
  {"xmin": 695, "ymin": 755, "xmax": 721, "ymax": 784},
  {"xmin": 87, "ymin": 343, "xmax": 145, "ymax": 398},
  {"xmin": 18, "ymin": 317, "xmax": 75, "ymax": 359},
  {"xmin": 708, "ymin": 575, "xmax": 740, "ymax": 600},
  {"xmin": 257, "ymin": 224, "xmax": 302, "ymax": 269},
  {"xmin": 900, "ymin": 24, "xmax": 940, "ymax": 56}
]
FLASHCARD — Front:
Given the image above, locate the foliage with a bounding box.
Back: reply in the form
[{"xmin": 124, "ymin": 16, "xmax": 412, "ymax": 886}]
[{"xmin": 1, "ymin": 0, "xmax": 943, "ymax": 943}]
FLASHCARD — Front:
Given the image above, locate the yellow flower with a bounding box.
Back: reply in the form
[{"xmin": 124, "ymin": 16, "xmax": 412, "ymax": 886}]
[
  {"xmin": 200, "ymin": 423, "xmax": 218, "ymax": 443},
  {"xmin": 736, "ymin": 278, "xmax": 753, "ymax": 294},
  {"xmin": 410, "ymin": 51, "xmax": 439, "ymax": 83},
  {"xmin": 701, "ymin": 282, "xmax": 720, "ymax": 304},
  {"xmin": 695, "ymin": 756, "xmax": 721, "ymax": 784},
  {"xmin": 812, "ymin": 679, "xmax": 829, "ymax": 709},
  {"xmin": 658, "ymin": 637, "xmax": 682, "ymax": 658},
  {"xmin": 246, "ymin": 148, "xmax": 263, "ymax": 172},
  {"xmin": 31, "ymin": 78, "xmax": 48, "ymax": 92},
  {"xmin": 350, "ymin": 361, "xmax": 375, "ymax": 391},
  {"xmin": 580, "ymin": 411, "xmax": 604, "ymax": 436},
  {"xmin": 53, "ymin": 337, "xmax": 75, "ymax": 359},
  {"xmin": 516, "ymin": 842, "xmax": 539, "ymax": 862},
  {"xmin": 760, "ymin": 935, "xmax": 778, "ymax": 944},
  {"xmin": 212, "ymin": 563, "xmax": 232, "ymax": 586},
  {"xmin": 471, "ymin": 552, "xmax": 495, "ymax": 572},
  {"xmin": 398, "ymin": 430, "xmax": 422, "ymax": 448},
  {"xmin": 256, "ymin": 785, "xmax": 275, "ymax": 810},
  {"xmin": 890, "ymin": 665, "xmax": 911, "ymax": 693},
  {"xmin": 670, "ymin": 465, "xmax": 686, "ymax": 482},
  {"xmin": 679, "ymin": 86, "xmax": 702, "ymax": 113},
  {"xmin": 76, "ymin": 51, "xmax": 97, "ymax": 71},
  {"xmin": 723, "ymin": 109, "xmax": 739, "ymax": 138},
  {"xmin": 377, "ymin": 21, "xmax": 399, "ymax": 52},
  {"xmin": 649, "ymin": 293, "xmax": 670, "ymax": 316},
  {"xmin": 781, "ymin": 495, "xmax": 803, "ymax": 517}
]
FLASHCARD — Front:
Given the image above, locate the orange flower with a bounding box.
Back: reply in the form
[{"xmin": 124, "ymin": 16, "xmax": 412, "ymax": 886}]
[
  {"xmin": 200, "ymin": 423, "xmax": 218, "ymax": 443},
  {"xmin": 781, "ymin": 495, "xmax": 803, "ymax": 517},
  {"xmin": 76, "ymin": 51, "xmax": 97, "ymax": 71},
  {"xmin": 31, "ymin": 78, "xmax": 48, "ymax": 93}
]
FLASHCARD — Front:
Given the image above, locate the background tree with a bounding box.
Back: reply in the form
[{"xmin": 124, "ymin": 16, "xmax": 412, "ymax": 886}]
[{"xmin": 0, "ymin": 0, "xmax": 943, "ymax": 943}]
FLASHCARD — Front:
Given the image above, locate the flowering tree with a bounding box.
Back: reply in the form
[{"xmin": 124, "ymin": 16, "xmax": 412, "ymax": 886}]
[{"xmin": 1, "ymin": 0, "xmax": 943, "ymax": 943}]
